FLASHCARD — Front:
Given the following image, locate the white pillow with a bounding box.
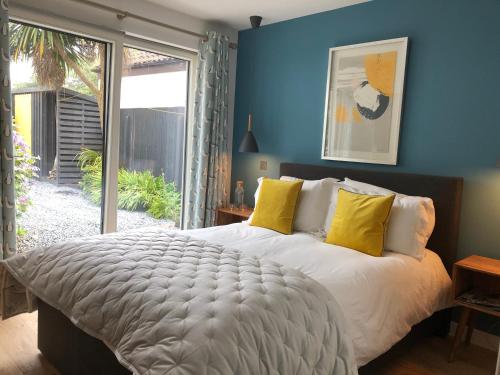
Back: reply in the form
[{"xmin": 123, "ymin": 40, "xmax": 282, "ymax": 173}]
[
  {"xmin": 322, "ymin": 181, "xmax": 349, "ymax": 233},
  {"xmin": 343, "ymin": 178, "xmax": 435, "ymax": 260},
  {"xmin": 280, "ymin": 176, "xmax": 338, "ymax": 233},
  {"xmin": 343, "ymin": 178, "xmax": 395, "ymax": 195},
  {"xmin": 253, "ymin": 176, "xmax": 265, "ymax": 206},
  {"xmin": 252, "ymin": 176, "xmax": 339, "ymax": 233}
]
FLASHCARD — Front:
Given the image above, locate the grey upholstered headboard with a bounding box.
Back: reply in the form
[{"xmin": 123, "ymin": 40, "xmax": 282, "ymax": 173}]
[{"xmin": 280, "ymin": 163, "xmax": 464, "ymax": 273}]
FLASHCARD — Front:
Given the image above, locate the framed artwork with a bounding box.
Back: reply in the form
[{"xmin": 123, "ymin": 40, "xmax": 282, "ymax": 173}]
[{"xmin": 321, "ymin": 37, "xmax": 408, "ymax": 165}]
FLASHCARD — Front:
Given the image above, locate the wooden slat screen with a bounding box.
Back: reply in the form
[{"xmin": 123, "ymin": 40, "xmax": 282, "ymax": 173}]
[{"xmin": 56, "ymin": 89, "xmax": 103, "ymax": 187}]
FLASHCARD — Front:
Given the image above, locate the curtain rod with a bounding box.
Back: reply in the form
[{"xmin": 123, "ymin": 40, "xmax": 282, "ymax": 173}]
[{"xmin": 68, "ymin": 0, "xmax": 238, "ymax": 49}]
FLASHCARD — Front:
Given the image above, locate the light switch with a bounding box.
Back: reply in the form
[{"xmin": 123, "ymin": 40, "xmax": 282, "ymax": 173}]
[{"xmin": 259, "ymin": 160, "xmax": 268, "ymax": 171}]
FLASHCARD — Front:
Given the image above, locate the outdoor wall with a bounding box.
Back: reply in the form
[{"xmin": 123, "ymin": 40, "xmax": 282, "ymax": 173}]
[
  {"xmin": 120, "ymin": 72, "xmax": 187, "ymax": 109},
  {"xmin": 232, "ymin": 0, "xmax": 500, "ymax": 263},
  {"xmin": 14, "ymin": 93, "xmax": 31, "ymax": 147}
]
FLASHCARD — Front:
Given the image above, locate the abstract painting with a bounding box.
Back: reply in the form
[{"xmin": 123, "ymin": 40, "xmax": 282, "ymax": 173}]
[{"xmin": 322, "ymin": 38, "xmax": 408, "ymax": 165}]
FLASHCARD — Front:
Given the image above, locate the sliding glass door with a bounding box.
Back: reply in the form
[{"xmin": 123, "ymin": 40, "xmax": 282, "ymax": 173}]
[
  {"xmin": 116, "ymin": 46, "xmax": 189, "ymax": 231},
  {"xmin": 8, "ymin": 15, "xmax": 196, "ymax": 251},
  {"xmin": 10, "ymin": 21, "xmax": 109, "ymax": 251}
]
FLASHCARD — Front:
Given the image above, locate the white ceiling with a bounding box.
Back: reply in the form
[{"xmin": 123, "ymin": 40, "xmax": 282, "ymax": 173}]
[{"xmin": 145, "ymin": 0, "xmax": 369, "ymax": 30}]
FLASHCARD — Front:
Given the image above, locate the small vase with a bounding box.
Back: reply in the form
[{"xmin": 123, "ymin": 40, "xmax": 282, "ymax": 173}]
[{"xmin": 234, "ymin": 180, "xmax": 245, "ymax": 209}]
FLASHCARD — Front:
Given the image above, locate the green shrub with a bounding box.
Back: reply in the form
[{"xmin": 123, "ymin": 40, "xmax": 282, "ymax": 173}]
[
  {"xmin": 77, "ymin": 148, "xmax": 103, "ymax": 205},
  {"xmin": 77, "ymin": 149, "xmax": 181, "ymax": 224},
  {"xmin": 13, "ymin": 128, "xmax": 39, "ymax": 237}
]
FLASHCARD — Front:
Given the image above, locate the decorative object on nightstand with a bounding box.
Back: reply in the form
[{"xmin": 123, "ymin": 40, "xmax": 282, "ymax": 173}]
[
  {"xmin": 448, "ymin": 255, "xmax": 500, "ymax": 362},
  {"xmin": 234, "ymin": 180, "xmax": 245, "ymax": 208},
  {"xmin": 216, "ymin": 207, "xmax": 253, "ymax": 226}
]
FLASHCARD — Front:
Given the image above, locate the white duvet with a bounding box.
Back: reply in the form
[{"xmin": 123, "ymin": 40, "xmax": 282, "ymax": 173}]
[
  {"xmin": 3, "ymin": 228, "xmax": 358, "ymax": 375},
  {"xmin": 187, "ymin": 223, "xmax": 452, "ymax": 366}
]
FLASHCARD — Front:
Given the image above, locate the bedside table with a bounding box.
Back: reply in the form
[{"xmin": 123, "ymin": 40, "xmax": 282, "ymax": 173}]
[
  {"xmin": 448, "ymin": 255, "xmax": 500, "ymax": 362},
  {"xmin": 216, "ymin": 207, "xmax": 253, "ymax": 226}
]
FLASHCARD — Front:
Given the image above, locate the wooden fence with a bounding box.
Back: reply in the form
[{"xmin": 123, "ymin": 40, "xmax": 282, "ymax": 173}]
[
  {"xmin": 13, "ymin": 88, "xmax": 185, "ymax": 189},
  {"xmin": 56, "ymin": 89, "xmax": 103, "ymax": 187},
  {"xmin": 29, "ymin": 91, "xmax": 57, "ymax": 177},
  {"xmin": 119, "ymin": 107, "xmax": 185, "ymax": 190}
]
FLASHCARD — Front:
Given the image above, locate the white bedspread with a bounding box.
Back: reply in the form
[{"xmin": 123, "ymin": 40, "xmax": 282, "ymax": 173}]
[
  {"xmin": 187, "ymin": 223, "xmax": 452, "ymax": 366},
  {"xmin": 2, "ymin": 228, "xmax": 358, "ymax": 375}
]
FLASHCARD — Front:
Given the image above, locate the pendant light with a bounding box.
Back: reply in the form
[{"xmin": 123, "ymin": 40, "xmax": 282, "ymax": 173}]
[
  {"xmin": 238, "ymin": 16, "xmax": 262, "ymax": 153},
  {"xmin": 238, "ymin": 114, "xmax": 259, "ymax": 152}
]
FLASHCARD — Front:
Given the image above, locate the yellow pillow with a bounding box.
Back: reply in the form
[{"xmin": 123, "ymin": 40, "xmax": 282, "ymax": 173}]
[
  {"xmin": 326, "ymin": 189, "xmax": 395, "ymax": 256},
  {"xmin": 250, "ymin": 178, "xmax": 303, "ymax": 234}
]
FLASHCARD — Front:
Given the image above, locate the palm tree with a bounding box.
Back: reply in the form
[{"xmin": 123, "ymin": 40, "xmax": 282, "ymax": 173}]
[
  {"xmin": 9, "ymin": 23, "xmax": 104, "ymax": 121},
  {"xmin": 10, "ymin": 23, "xmax": 107, "ymax": 177}
]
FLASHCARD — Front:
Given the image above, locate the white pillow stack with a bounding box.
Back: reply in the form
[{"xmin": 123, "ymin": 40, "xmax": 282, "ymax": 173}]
[
  {"xmin": 322, "ymin": 181, "xmax": 349, "ymax": 233},
  {"xmin": 342, "ymin": 178, "xmax": 435, "ymax": 260},
  {"xmin": 253, "ymin": 177, "xmax": 265, "ymax": 205},
  {"xmin": 251, "ymin": 176, "xmax": 339, "ymax": 233},
  {"xmin": 280, "ymin": 176, "xmax": 338, "ymax": 233},
  {"xmin": 250, "ymin": 175, "xmax": 435, "ymax": 260}
]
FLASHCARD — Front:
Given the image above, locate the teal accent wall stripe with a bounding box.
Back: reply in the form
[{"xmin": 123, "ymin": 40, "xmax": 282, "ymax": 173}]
[{"xmin": 232, "ymin": 0, "xmax": 500, "ymax": 262}]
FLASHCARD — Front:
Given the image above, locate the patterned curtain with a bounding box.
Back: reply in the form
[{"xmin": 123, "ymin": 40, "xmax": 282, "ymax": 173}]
[
  {"xmin": 0, "ymin": 0, "xmax": 15, "ymax": 258},
  {"xmin": 0, "ymin": 0, "xmax": 27, "ymax": 319},
  {"xmin": 187, "ymin": 31, "xmax": 230, "ymax": 228}
]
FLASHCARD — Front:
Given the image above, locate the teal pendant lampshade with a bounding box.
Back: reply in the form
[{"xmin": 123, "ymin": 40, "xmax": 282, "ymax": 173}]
[{"xmin": 239, "ymin": 113, "xmax": 259, "ymax": 153}]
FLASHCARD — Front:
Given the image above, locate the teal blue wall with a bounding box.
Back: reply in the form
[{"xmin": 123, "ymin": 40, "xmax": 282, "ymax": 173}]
[{"xmin": 232, "ymin": 0, "xmax": 500, "ymax": 261}]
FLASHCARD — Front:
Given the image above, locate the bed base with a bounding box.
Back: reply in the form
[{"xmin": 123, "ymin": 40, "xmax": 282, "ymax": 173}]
[
  {"xmin": 38, "ymin": 299, "xmax": 132, "ymax": 375},
  {"xmin": 38, "ymin": 299, "xmax": 451, "ymax": 374}
]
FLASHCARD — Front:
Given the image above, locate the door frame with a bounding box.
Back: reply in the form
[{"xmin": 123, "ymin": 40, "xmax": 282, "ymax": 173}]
[{"xmin": 9, "ymin": 8, "xmax": 197, "ymax": 232}]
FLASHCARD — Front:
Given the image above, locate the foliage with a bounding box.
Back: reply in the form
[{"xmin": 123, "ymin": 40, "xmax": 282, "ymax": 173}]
[
  {"xmin": 13, "ymin": 128, "xmax": 39, "ymax": 236},
  {"xmin": 12, "ymin": 80, "xmax": 37, "ymax": 91},
  {"xmin": 66, "ymin": 67, "xmax": 98, "ymax": 97},
  {"xmin": 77, "ymin": 148, "xmax": 103, "ymax": 204},
  {"xmin": 9, "ymin": 22, "xmax": 99, "ymax": 91},
  {"xmin": 77, "ymin": 149, "xmax": 181, "ymax": 224},
  {"xmin": 9, "ymin": 22, "xmax": 105, "ymax": 132}
]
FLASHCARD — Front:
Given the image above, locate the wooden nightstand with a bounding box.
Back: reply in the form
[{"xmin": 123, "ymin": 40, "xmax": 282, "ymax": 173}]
[
  {"xmin": 216, "ymin": 207, "xmax": 253, "ymax": 226},
  {"xmin": 449, "ymin": 255, "xmax": 500, "ymax": 361}
]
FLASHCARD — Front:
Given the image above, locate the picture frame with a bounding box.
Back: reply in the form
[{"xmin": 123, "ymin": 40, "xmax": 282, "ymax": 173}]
[{"xmin": 321, "ymin": 37, "xmax": 408, "ymax": 165}]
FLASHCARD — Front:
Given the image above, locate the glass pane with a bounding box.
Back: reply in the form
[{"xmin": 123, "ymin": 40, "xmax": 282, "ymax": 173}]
[
  {"xmin": 10, "ymin": 22, "xmax": 108, "ymax": 251},
  {"xmin": 117, "ymin": 46, "xmax": 188, "ymax": 231}
]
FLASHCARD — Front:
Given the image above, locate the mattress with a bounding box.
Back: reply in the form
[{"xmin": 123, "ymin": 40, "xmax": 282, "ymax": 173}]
[{"xmin": 186, "ymin": 222, "xmax": 452, "ymax": 366}]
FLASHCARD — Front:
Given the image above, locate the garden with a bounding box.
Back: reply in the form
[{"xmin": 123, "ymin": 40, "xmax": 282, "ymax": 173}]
[
  {"xmin": 15, "ymin": 132, "xmax": 181, "ymax": 252},
  {"xmin": 10, "ymin": 22, "xmax": 183, "ymax": 252},
  {"xmin": 77, "ymin": 148, "xmax": 181, "ymax": 223}
]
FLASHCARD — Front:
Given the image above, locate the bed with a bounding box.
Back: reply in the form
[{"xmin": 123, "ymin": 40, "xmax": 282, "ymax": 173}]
[{"xmin": 3, "ymin": 163, "xmax": 463, "ymax": 374}]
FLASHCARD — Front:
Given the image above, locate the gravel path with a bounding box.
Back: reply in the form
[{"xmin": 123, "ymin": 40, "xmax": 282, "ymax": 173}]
[{"xmin": 17, "ymin": 180, "xmax": 176, "ymax": 252}]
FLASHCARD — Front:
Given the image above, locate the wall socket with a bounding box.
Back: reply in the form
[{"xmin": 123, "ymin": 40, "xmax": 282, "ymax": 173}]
[{"xmin": 259, "ymin": 160, "xmax": 268, "ymax": 171}]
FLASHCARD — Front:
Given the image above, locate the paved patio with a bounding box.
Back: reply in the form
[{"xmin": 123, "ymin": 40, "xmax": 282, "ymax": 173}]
[{"xmin": 17, "ymin": 180, "xmax": 176, "ymax": 252}]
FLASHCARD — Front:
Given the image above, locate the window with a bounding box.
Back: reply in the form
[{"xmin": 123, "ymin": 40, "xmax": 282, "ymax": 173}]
[
  {"xmin": 8, "ymin": 15, "xmax": 197, "ymax": 251},
  {"xmin": 10, "ymin": 21, "xmax": 110, "ymax": 251},
  {"xmin": 116, "ymin": 46, "xmax": 189, "ymax": 231}
]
